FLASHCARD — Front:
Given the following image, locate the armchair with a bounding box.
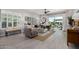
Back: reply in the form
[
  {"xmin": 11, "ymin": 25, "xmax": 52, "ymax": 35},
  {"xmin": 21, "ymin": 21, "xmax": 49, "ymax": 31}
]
[{"xmin": 24, "ymin": 27, "xmax": 38, "ymax": 38}]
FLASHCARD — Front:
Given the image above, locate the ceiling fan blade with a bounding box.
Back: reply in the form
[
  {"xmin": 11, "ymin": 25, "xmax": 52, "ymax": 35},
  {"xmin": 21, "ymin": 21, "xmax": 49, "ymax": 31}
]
[
  {"xmin": 44, "ymin": 9, "xmax": 50, "ymax": 14},
  {"xmin": 46, "ymin": 11, "xmax": 50, "ymax": 13}
]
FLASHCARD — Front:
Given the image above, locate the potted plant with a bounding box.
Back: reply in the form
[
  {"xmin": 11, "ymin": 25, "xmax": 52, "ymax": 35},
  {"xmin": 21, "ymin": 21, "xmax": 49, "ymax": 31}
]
[{"xmin": 68, "ymin": 16, "xmax": 74, "ymax": 27}]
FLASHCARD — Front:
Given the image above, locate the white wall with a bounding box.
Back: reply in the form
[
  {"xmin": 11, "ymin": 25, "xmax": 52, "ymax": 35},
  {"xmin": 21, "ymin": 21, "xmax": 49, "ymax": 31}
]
[{"xmin": 63, "ymin": 10, "xmax": 76, "ymax": 31}]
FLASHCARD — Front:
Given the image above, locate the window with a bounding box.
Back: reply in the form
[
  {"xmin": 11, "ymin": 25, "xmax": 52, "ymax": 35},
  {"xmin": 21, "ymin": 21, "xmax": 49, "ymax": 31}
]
[
  {"xmin": 1, "ymin": 14, "xmax": 7, "ymax": 28},
  {"xmin": 1, "ymin": 13, "xmax": 21, "ymax": 29},
  {"xmin": 55, "ymin": 16, "xmax": 63, "ymax": 19},
  {"xmin": 49, "ymin": 16, "xmax": 54, "ymax": 22},
  {"xmin": 8, "ymin": 15, "xmax": 12, "ymax": 27},
  {"xmin": 25, "ymin": 16, "xmax": 36, "ymax": 25},
  {"xmin": 49, "ymin": 16, "xmax": 63, "ymax": 22},
  {"xmin": 8, "ymin": 22, "xmax": 12, "ymax": 27},
  {"xmin": 48, "ymin": 16, "xmax": 63, "ymax": 30},
  {"xmin": 13, "ymin": 22, "xmax": 17, "ymax": 27},
  {"xmin": 2, "ymin": 22, "xmax": 7, "ymax": 28},
  {"xmin": 13, "ymin": 16, "xmax": 18, "ymax": 27}
]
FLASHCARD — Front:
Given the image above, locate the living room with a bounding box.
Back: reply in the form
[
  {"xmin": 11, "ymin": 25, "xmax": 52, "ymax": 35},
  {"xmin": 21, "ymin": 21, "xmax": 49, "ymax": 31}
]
[{"xmin": 0, "ymin": 9, "xmax": 79, "ymax": 49}]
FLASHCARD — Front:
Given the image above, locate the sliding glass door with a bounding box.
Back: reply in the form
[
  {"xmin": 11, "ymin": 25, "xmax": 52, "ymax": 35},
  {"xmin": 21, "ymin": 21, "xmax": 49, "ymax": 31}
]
[{"xmin": 49, "ymin": 16, "xmax": 63, "ymax": 30}]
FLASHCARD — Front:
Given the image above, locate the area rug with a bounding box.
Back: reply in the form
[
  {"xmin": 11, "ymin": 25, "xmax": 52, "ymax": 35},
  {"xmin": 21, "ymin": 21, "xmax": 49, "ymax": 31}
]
[{"xmin": 32, "ymin": 31, "xmax": 55, "ymax": 41}]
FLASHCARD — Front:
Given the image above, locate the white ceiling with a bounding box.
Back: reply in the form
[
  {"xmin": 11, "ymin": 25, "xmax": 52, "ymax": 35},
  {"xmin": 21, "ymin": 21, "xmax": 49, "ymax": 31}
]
[
  {"xmin": 26, "ymin": 9, "xmax": 68, "ymax": 15},
  {"xmin": 2, "ymin": 9, "xmax": 68, "ymax": 15}
]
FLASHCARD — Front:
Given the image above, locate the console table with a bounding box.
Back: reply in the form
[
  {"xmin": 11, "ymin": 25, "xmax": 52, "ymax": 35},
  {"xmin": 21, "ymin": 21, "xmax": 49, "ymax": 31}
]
[
  {"xmin": 5, "ymin": 29, "xmax": 21, "ymax": 36},
  {"xmin": 67, "ymin": 29, "xmax": 79, "ymax": 46}
]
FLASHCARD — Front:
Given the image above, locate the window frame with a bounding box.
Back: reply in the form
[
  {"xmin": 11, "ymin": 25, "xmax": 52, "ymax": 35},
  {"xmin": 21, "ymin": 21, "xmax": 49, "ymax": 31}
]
[{"xmin": 1, "ymin": 13, "xmax": 21, "ymax": 29}]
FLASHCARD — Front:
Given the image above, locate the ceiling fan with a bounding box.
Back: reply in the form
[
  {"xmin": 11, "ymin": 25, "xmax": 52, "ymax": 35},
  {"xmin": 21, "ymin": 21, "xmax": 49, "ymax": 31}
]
[
  {"xmin": 40, "ymin": 9, "xmax": 50, "ymax": 24},
  {"xmin": 44, "ymin": 9, "xmax": 50, "ymax": 14}
]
